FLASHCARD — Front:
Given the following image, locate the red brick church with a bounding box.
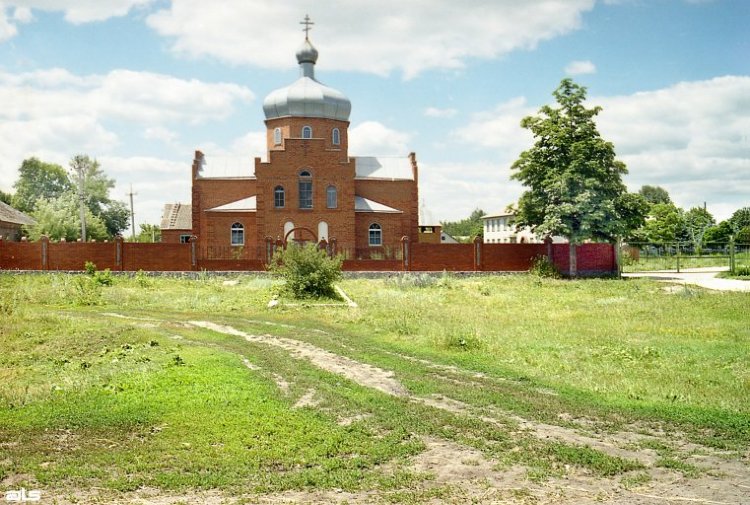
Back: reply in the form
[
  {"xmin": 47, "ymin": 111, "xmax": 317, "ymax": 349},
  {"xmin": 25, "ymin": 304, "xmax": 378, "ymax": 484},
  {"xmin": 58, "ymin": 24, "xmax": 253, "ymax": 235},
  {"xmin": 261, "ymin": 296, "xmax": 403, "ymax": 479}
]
[{"xmin": 163, "ymin": 21, "xmax": 421, "ymax": 260}]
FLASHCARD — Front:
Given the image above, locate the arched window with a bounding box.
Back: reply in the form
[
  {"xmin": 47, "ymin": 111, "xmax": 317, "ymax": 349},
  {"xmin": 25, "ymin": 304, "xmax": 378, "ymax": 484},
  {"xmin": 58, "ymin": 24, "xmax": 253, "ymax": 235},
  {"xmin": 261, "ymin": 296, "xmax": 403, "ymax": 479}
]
[
  {"xmin": 273, "ymin": 127, "xmax": 282, "ymax": 145},
  {"xmin": 326, "ymin": 185, "xmax": 337, "ymax": 209},
  {"xmin": 318, "ymin": 221, "xmax": 329, "ymax": 242},
  {"xmin": 274, "ymin": 186, "xmax": 285, "ymax": 208},
  {"xmin": 302, "ymin": 126, "xmax": 312, "ymax": 139},
  {"xmin": 230, "ymin": 222, "xmax": 244, "ymax": 246},
  {"xmin": 368, "ymin": 223, "xmax": 382, "ymax": 246},
  {"xmin": 332, "ymin": 128, "xmax": 340, "ymax": 146},
  {"xmin": 284, "ymin": 221, "xmax": 294, "ymax": 239},
  {"xmin": 298, "ymin": 170, "xmax": 312, "ymax": 209}
]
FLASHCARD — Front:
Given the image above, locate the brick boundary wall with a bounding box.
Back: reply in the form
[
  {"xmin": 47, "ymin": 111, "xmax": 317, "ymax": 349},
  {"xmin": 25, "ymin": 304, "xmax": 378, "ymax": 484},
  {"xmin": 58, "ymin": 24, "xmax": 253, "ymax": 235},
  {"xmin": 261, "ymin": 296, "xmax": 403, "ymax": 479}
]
[{"xmin": 0, "ymin": 237, "xmax": 617, "ymax": 276}]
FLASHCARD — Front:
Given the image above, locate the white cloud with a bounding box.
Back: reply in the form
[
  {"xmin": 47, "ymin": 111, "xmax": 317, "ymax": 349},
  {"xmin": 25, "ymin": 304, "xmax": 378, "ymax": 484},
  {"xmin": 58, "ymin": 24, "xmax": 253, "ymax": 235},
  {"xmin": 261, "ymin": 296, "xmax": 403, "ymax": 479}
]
[
  {"xmin": 0, "ymin": 1, "xmax": 155, "ymax": 40},
  {"xmin": 143, "ymin": 126, "xmax": 179, "ymax": 144},
  {"xmin": 0, "ymin": 67, "xmax": 255, "ymax": 227},
  {"xmin": 454, "ymin": 96, "xmax": 535, "ymax": 153},
  {"xmin": 349, "ymin": 121, "xmax": 412, "ymax": 155},
  {"xmin": 12, "ymin": 6, "xmax": 33, "ymax": 22},
  {"xmin": 420, "ymin": 161, "xmax": 525, "ymax": 222},
  {"xmin": 0, "ymin": 8, "xmax": 19, "ymax": 41},
  {"xmin": 102, "ymin": 156, "xmax": 191, "ymax": 230},
  {"xmin": 564, "ymin": 59, "xmax": 596, "ymax": 75},
  {"xmin": 450, "ymin": 76, "xmax": 750, "ymax": 222},
  {"xmin": 146, "ymin": 0, "xmax": 595, "ymax": 78},
  {"xmin": 595, "ymin": 77, "xmax": 750, "ymax": 220},
  {"xmin": 424, "ymin": 107, "xmax": 458, "ymax": 118}
]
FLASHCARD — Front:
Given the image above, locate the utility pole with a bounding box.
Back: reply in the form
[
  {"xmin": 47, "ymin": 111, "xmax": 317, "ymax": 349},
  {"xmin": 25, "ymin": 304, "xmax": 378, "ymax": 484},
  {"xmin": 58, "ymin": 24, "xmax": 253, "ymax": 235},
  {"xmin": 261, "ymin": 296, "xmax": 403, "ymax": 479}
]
[
  {"xmin": 71, "ymin": 156, "xmax": 87, "ymax": 242},
  {"xmin": 127, "ymin": 185, "xmax": 137, "ymax": 240}
]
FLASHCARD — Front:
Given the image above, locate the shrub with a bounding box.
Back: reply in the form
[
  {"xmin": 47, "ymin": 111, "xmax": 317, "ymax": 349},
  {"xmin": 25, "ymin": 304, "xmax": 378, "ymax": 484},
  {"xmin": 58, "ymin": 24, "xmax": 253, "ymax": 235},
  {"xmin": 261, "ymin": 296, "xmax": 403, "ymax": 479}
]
[
  {"xmin": 83, "ymin": 261, "xmax": 113, "ymax": 286},
  {"xmin": 270, "ymin": 243, "xmax": 343, "ymax": 299},
  {"xmin": 529, "ymin": 255, "xmax": 560, "ymax": 279}
]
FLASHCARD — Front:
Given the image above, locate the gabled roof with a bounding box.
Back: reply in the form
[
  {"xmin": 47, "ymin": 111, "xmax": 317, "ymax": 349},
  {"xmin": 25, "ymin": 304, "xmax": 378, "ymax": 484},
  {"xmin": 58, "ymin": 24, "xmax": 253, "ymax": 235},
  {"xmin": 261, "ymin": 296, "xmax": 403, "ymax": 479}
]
[
  {"xmin": 206, "ymin": 196, "xmax": 257, "ymax": 212},
  {"xmin": 354, "ymin": 196, "xmax": 402, "ymax": 214},
  {"xmin": 160, "ymin": 203, "xmax": 192, "ymax": 230},
  {"xmin": 354, "ymin": 156, "xmax": 414, "ymax": 181},
  {"xmin": 0, "ymin": 201, "xmax": 35, "ymax": 226}
]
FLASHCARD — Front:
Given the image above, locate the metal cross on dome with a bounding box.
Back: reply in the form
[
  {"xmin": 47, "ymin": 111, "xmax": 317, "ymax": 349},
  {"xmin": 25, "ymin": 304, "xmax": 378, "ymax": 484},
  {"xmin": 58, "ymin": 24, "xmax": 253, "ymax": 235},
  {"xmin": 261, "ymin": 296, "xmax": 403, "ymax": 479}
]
[{"xmin": 300, "ymin": 14, "xmax": 314, "ymax": 39}]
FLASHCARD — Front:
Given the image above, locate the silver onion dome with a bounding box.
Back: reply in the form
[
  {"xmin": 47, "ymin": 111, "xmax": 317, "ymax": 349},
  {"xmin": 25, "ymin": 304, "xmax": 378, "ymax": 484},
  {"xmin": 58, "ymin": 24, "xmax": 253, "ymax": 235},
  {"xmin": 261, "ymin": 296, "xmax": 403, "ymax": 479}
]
[{"xmin": 263, "ymin": 37, "xmax": 351, "ymax": 122}]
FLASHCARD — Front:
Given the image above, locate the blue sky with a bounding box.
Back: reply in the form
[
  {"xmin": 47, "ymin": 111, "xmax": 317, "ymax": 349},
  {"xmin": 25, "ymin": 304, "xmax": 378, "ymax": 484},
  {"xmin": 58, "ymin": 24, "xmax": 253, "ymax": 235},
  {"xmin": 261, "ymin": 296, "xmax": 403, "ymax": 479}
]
[{"xmin": 0, "ymin": 0, "xmax": 748, "ymax": 231}]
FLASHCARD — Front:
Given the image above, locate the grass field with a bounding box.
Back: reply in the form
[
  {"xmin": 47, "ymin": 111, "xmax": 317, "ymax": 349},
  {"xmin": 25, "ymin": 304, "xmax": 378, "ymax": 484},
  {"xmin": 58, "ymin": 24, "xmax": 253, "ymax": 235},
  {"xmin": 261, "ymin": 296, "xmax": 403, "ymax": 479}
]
[{"xmin": 1, "ymin": 272, "xmax": 748, "ymax": 503}]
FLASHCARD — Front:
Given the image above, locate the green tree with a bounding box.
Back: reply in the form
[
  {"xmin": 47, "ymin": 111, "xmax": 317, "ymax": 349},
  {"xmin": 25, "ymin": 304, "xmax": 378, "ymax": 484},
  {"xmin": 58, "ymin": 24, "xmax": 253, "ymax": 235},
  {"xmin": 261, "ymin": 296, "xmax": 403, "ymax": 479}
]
[
  {"xmin": 11, "ymin": 158, "xmax": 72, "ymax": 213},
  {"xmin": 135, "ymin": 224, "xmax": 162, "ymax": 243},
  {"xmin": 729, "ymin": 207, "xmax": 750, "ymax": 233},
  {"xmin": 441, "ymin": 208, "xmax": 486, "ymax": 241},
  {"xmin": 683, "ymin": 207, "xmax": 715, "ymax": 252},
  {"xmin": 638, "ymin": 185, "xmax": 672, "ymax": 206},
  {"xmin": 0, "ymin": 189, "xmax": 12, "ymax": 205},
  {"xmin": 68, "ymin": 155, "xmax": 130, "ymax": 238},
  {"xmin": 25, "ymin": 193, "xmax": 108, "ymax": 242},
  {"xmin": 736, "ymin": 227, "xmax": 750, "ymax": 244},
  {"xmin": 642, "ymin": 203, "xmax": 685, "ymax": 244},
  {"xmin": 511, "ymin": 78, "xmax": 646, "ymax": 276},
  {"xmin": 703, "ymin": 221, "xmax": 733, "ymax": 244}
]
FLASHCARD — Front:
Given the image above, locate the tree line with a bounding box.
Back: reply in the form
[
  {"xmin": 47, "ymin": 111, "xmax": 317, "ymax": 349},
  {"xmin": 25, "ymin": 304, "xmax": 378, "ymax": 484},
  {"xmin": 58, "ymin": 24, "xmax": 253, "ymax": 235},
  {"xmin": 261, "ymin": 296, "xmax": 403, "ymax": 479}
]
[{"xmin": 1, "ymin": 156, "xmax": 159, "ymax": 242}]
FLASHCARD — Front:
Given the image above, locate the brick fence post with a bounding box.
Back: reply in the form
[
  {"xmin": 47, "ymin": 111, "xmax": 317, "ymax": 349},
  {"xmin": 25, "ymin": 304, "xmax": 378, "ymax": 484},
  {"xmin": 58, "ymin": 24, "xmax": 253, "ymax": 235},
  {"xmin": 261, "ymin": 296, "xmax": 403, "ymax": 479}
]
[
  {"xmin": 115, "ymin": 235, "xmax": 124, "ymax": 271},
  {"xmin": 41, "ymin": 236, "xmax": 49, "ymax": 271},
  {"xmin": 401, "ymin": 236, "xmax": 410, "ymax": 271},
  {"xmin": 190, "ymin": 235, "xmax": 198, "ymax": 271},
  {"xmin": 473, "ymin": 236, "xmax": 482, "ymax": 271}
]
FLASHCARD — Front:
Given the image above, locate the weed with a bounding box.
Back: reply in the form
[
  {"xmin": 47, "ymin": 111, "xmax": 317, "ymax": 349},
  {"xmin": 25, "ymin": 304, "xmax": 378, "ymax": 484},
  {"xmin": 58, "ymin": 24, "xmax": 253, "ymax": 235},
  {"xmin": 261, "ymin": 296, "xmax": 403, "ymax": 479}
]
[
  {"xmin": 529, "ymin": 255, "xmax": 560, "ymax": 278},
  {"xmin": 73, "ymin": 276, "xmax": 102, "ymax": 306}
]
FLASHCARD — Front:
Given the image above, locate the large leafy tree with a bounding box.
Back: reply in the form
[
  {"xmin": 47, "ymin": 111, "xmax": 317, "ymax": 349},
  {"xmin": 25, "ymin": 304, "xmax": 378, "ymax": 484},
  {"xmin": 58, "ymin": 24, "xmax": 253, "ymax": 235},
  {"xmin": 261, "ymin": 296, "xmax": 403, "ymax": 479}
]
[
  {"xmin": 638, "ymin": 185, "xmax": 672, "ymax": 206},
  {"xmin": 683, "ymin": 207, "xmax": 715, "ymax": 252},
  {"xmin": 703, "ymin": 220, "xmax": 733, "ymax": 244},
  {"xmin": 511, "ymin": 78, "xmax": 647, "ymax": 276},
  {"xmin": 20, "ymin": 155, "xmax": 130, "ymax": 240},
  {"xmin": 642, "ymin": 203, "xmax": 685, "ymax": 243},
  {"xmin": 730, "ymin": 207, "xmax": 750, "ymax": 233},
  {"xmin": 12, "ymin": 158, "xmax": 73, "ymax": 213},
  {"xmin": 25, "ymin": 193, "xmax": 108, "ymax": 242},
  {"xmin": 0, "ymin": 190, "xmax": 12, "ymax": 205}
]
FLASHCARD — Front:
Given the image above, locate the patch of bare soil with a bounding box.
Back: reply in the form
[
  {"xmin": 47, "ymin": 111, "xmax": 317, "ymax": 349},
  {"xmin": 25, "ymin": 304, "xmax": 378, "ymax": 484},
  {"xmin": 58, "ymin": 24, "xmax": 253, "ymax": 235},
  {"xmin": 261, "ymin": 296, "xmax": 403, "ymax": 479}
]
[
  {"xmin": 189, "ymin": 321, "xmax": 407, "ymax": 397},
  {"xmin": 84, "ymin": 316, "xmax": 749, "ymax": 504},
  {"xmin": 292, "ymin": 388, "xmax": 321, "ymax": 409}
]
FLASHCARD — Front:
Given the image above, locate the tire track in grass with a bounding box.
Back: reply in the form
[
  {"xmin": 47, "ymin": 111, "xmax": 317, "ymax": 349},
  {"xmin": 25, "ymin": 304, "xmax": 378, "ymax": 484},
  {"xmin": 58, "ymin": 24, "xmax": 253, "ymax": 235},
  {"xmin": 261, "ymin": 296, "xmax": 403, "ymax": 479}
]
[{"xmin": 189, "ymin": 321, "xmax": 408, "ymax": 397}]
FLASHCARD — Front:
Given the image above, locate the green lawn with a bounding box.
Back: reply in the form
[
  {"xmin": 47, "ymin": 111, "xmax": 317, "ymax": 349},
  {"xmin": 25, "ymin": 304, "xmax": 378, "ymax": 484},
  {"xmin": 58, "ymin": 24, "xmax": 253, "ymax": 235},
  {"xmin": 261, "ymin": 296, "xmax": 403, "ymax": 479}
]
[{"xmin": 0, "ymin": 272, "xmax": 748, "ymax": 501}]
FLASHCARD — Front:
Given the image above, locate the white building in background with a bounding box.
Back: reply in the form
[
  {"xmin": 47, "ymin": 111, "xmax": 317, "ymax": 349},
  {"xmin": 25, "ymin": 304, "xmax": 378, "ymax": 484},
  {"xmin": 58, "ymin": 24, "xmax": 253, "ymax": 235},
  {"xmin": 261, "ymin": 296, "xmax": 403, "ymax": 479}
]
[{"xmin": 482, "ymin": 212, "xmax": 566, "ymax": 244}]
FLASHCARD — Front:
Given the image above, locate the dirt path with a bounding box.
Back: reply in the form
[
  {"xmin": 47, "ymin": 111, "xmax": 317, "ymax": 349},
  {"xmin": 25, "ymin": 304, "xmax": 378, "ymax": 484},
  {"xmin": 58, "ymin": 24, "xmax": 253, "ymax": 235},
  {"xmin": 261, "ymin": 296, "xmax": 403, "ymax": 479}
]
[
  {"xmin": 82, "ymin": 314, "xmax": 750, "ymax": 504},
  {"xmin": 195, "ymin": 320, "xmax": 750, "ymax": 505},
  {"xmin": 189, "ymin": 321, "xmax": 408, "ymax": 397}
]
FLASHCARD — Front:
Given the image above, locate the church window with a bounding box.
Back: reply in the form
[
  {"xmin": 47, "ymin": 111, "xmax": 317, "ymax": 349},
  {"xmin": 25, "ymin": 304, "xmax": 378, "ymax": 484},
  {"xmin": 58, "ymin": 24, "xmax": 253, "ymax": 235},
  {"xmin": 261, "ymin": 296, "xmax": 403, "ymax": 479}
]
[
  {"xmin": 326, "ymin": 185, "xmax": 337, "ymax": 208},
  {"xmin": 273, "ymin": 127, "xmax": 282, "ymax": 145},
  {"xmin": 332, "ymin": 128, "xmax": 340, "ymax": 145},
  {"xmin": 302, "ymin": 126, "xmax": 312, "ymax": 139},
  {"xmin": 299, "ymin": 171, "xmax": 313, "ymax": 209},
  {"xmin": 230, "ymin": 222, "xmax": 244, "ymax": 246},
  {"xmin": 284, "ymin": 221, "xmax": 294, "ymax": 240},
  {"xmin": 368, "ymin": 223, "xmax": 382, "ymax": 246},
  {"xmin": 274, "ymin": 186, "xmax": 285, "ymax": 208},
  {"xmin": 318, "ymin": 221, "xmax": 329, "ymax": 242}
]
